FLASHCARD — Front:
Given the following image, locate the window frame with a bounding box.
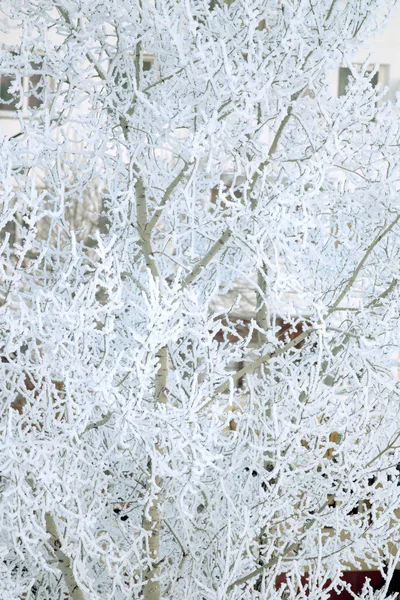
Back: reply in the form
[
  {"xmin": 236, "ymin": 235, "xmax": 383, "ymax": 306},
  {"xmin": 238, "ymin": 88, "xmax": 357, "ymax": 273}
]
[
  {"xmin": 337, "ymin": 64, "xmax": 389, "ymax": 98},
  {"xmin": 0, "ymin": 63, "xmax": 46, "ymax": 118}
]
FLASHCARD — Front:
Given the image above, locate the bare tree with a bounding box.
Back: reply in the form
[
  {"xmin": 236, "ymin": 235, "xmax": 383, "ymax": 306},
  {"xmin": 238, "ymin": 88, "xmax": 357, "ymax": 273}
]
[{"xmin": 0, "ymin": 1, "xmax": 400, "ymax": 599}]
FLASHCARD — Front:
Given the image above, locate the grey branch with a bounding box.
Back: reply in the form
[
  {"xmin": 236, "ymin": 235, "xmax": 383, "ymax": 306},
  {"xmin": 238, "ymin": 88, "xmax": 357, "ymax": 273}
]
[
  {"xmin": 45, "ymin": 513, "xmax": 86, "ymax": 600},
  {"xmin": 183, "ymin": 229, "xmax": 232, "ymax": 288},
  {"xmin": 331, "ymin": 213, "xmax": 400, "ymax": 311}
]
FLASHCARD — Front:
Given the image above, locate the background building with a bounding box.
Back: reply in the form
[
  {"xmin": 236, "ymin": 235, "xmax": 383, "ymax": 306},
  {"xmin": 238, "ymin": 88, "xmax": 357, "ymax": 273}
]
[{"xmin": 327, "ymin": 4, "xmax": 400, "ymax": 100}]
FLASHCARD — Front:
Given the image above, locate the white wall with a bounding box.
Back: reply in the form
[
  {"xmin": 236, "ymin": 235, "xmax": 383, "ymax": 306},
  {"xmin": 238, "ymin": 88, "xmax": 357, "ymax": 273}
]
[
  {"xmin": 327, "ymin": 4, "xmax": 400, "ymax": 101},
  {"xmin": 359, "ymin": 3, "xmax": 400, "ymax": 100},
  {"xmin": 2, "ymin": 6, "xmax": 400, "ymax": 137}
]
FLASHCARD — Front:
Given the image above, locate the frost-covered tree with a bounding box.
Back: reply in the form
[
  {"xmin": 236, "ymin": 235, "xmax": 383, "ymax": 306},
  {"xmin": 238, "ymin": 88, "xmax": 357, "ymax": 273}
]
[{"xmin": 1, "ymin": 1, "xmax": 400, "ymax": 599}]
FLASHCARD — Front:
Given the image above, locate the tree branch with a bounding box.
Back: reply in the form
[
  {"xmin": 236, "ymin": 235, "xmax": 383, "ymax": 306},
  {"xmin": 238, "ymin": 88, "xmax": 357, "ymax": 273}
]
[
  {"xmin": 206, "ymin": 216, "xmax": 399, "ymax": 409},
  {"xmin": 250, "ymin": 89, "xmax": 305, "ymax": 198},
  {"xmin": 45, "ymin": 513, "xmax": 86, "ymax": 600},
  {"xmin": 82, "ymin": 411, "xmax": 112, "ymax": 434},
  {"xmin": 182, "ymin": 229, "xmax": 232, "ymax": 288},
  {"xmin": 200, "ymin": 327, "xmax": 314, "ymax": 410},
  {"xmin": 146, "ymin": 162, "xmax": 192, "ymax": 233},
  {"xmin": 226, "ymin": 492, "xmax": 333, "ymax": 592},
  {"xmin": 366, "ymin": 277, "xmax": 398, "ymax": 309},
  {"xmin": 56, "ymin": 6, "xmax": 107, "ymax": 81},
  {"xmin": 330, "ymin": 214, "xmax": 400, "ymax": 311},
  {"xmin": 135, "ymin": 178, "xmax": 159, "ymax": 279}
]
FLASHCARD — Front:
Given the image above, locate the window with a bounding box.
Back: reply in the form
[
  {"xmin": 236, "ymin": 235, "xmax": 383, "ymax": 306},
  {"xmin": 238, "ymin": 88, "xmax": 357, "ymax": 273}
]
[
  {"xmin": 0, "ymin": 216, "xmax": 17, "ymax": 248},
  {"xmin": 338, "ymin": 65, "xmax": 389, "ymax": 97},
  {"xmin": 0, "ymin": 75, "xmax": 18, "ymax": 111},
  {"xmin": 0, "ymin": 63, "xmax": 44, "ymax": 114},
  {"xmin": 111, "ymin": 54, "xmax": 156, "ymax": 106},
  {"xmin": 143, "ymin": 55, "xmax": 155, "ymax": 72},
  {"xmin": 27, "ymin": 63, "xmax": 44, "ymax": 109}
]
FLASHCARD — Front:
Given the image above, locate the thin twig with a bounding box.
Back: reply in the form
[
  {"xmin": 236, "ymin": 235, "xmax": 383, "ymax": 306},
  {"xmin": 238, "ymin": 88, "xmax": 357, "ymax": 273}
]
[
  {"xmin": 330, "ymin": 214, "xmax": 400, "ymax": 311},
  {"xmin": 146, "ymin": 162, "xmax": 192, "ymax": 233},
  {"xmin": 82, "ymin": 411, "xmax": 112, "ymax": 434},
  {"xmin": 200, "ymin": 327, "xmax": 314, "ymax": 411},
  {"xmin": 182, "ymin": 229, "xmax": 232, "ymax": 288}
]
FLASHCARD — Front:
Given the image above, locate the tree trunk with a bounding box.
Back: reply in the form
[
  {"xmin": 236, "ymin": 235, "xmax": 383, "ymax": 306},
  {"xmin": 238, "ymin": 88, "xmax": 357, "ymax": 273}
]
[
  {"xmin": 45, "ymin": 512, "xmax": 86, "ymax": 600},
  {"xmin": 256, "ymin": 266, "xmax": 268, "ymax": 347},
  {"xmin": 142, "ymin": 472, "xmax": 162, "ymax": 600},
  {"xmin": 143, "ymin": 346, "xmax": 168, "ymax": 600}
]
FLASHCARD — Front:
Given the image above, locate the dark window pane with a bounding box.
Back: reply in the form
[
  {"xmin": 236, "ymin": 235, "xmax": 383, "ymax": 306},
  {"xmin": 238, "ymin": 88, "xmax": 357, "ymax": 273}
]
[
  {"xmin": 28, "ymin": 73, "xmax": 43, "ymax": 108},
  {"xmin": 143, "ymin": 59, "xmax": 153, "ymax": 72},
  {"xmin": 0, "ymin": 218, "xmax": 16, "ymax": 247},
  {"xmin": 0, "ymin": 75, "xmax": 18, "ymax": 110},
  {"xmin": 338, "ymin": 66, "xmax": 379, "ymax": 97},
  {"xmin": 114, "ymin": 69, "xmax": 128, "ymax": 89},
  {"xmin": 338, "ymin": 67, "xmax": 352, "ymax": 97},
  {"xmin": 370, "ymin": 71, "xmax": 379, "ymax": 88}
]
